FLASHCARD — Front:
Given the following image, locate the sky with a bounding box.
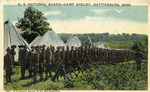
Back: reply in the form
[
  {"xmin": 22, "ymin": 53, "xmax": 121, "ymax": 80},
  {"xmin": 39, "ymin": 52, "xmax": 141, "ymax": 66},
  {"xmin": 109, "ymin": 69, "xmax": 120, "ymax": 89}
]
[{"xmin": 3, "ymin": 5, "xmax": 148, "ymax": 34}]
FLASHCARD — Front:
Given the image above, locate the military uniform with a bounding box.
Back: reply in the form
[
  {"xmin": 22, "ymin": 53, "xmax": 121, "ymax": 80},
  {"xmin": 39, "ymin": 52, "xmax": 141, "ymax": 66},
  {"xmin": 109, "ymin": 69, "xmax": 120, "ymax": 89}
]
[
  {"xmin": 39, "ymin": 45, "xmax": 46, "ymax": 81},
  {"xmin": 4, "ymin": 47, "xmax": 13, "ymax": 82},
  {"xmin": 27, "ymin": 46, "xmax": 34, "ymax": 77},
  {"xmin": 19, "ymin": 46, "xmax": 28, "ymax": 79},
  {"xmin": 65, "ymin": 46, "xmax": 70, "ymax": 73},
  {"xmin": 45, "ymin": 47, "xmax": 52, "ymax": 79},
  {"xmin": 32, "ymin": 47, "xmax": 40, "ymax": 83},
  {"xmin": 135, "ymin": 51, "xmax": 143, "ymax": 71},
  {"xmin": 10, "ymin": 45, "xmax": 16, "ymax": 75},
  {"xmin": 54, "ymin": 47, "xmax": 61, "ymax": 68}
]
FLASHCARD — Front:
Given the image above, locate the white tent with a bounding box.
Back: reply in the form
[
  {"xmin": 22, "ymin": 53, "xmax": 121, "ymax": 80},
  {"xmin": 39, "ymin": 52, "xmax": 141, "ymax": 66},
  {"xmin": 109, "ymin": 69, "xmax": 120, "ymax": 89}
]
[
  {"xmin": 106, "ymin": 46, "xmax": 111, "ymax": 49},
  {"xmin": 82, "ymin": 37, "xmax": 94, "ymax": 46},
  {"xmin": 31, "ymin": 29, "xmax": 65, "ymax": 48},
  {"xmin": 66, "ymin": 35, "xmax": 81, "ymax": 48},
  {"xmin": 97, "ymin": 42, "xmax": 105, "ymax": 49},
  {"xmin": 30, "ymin": 35, "xmax": 41, "ymax": 46},
  {"xmin": 4, "ymin": 20, "xmax": 31, "ymax": 61}
]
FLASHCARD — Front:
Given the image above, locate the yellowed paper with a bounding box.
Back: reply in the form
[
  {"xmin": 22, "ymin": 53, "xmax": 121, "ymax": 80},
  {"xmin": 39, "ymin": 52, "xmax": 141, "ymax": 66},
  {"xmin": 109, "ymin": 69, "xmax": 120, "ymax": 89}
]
[{"xmin": 0, "ymin": 0, "xmax": 149, "ymax": 92}]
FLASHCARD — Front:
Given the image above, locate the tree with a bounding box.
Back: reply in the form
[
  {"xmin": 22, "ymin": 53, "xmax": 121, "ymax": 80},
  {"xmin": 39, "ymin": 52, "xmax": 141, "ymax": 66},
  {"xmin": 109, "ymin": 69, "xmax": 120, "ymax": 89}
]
[
  {"xmin": 16, "ymin": 6, "xmax": 50, "ymax": 43},
  {"xmin": 131, "ymin": 38, "xmax": 148, "ymax": 53}
]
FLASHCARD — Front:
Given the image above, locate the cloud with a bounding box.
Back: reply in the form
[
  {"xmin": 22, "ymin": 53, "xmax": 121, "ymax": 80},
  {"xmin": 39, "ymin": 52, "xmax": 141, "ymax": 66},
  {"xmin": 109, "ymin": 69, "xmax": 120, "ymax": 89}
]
[
  {"xmin": 10, "ymin": 16, "xmax": 148, "ymax": 35},
  {"xmin": 92, "ymin": 9, "xmax": 111, "ymax": 14},
  {"xmin": 48, "ymin": 16, "xmax": 148, "ymax": 34},
  {"xmin": 92, "ymin": 9, "xmax": 124, "ymax": 14},
  {"xmin": 43, "ymin": 11, "xmax": 61, "ymax": 16},
  {"xmin": 114, "ymin": 9, "xmax": 124, "ymax": 13}
]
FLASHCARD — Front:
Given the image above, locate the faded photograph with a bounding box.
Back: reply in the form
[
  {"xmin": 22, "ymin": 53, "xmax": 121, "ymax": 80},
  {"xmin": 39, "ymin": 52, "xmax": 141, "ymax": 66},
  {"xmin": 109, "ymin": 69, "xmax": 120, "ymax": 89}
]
[{"xmin": 3, "ymin": 5, "xmax": 148, "ymax": 90}]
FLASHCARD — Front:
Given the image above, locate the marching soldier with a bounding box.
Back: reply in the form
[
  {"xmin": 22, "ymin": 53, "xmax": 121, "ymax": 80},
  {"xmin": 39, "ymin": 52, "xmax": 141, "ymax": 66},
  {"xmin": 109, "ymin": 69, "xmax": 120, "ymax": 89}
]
[{"xmin": 4, "ymin": 47, "xmax": 13, "ymax": 83}]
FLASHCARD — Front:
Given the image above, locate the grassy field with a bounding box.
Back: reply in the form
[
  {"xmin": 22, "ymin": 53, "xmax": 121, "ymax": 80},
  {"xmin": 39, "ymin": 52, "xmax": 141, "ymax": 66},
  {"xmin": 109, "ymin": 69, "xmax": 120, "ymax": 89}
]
[
  {"xmin": 95, "ymin": 40, "xmax": 134, "ymax": 49},
  {"xmin": 4, "ymin": 60, "xmax": 147, "ymax": 90}
]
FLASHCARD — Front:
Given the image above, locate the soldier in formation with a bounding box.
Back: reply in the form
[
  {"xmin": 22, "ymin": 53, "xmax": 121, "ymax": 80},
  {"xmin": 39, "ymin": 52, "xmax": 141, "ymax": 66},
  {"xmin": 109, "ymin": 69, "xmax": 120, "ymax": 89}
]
[
  {"xmin": 4, "ymin": 47, "xmax": 13, "ymax": 83},
  {"xmin": 5, "ymin": 43, "xmax": 144, "ymax": 83},
  {"xmin": 10, "ymin": 45, "xmax": 16, "ymax": 75},
  {"xmin": 45, "ymin": 47, "xmax": 52, "ymax": 79},
  {"xmin": 19, "ymin": 45, "xmax": 28, "ymax": 79}
]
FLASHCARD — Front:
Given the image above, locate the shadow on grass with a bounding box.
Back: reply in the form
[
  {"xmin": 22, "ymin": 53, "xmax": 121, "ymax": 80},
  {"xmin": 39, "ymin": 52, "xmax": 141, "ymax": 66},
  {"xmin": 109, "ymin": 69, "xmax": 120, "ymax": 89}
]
[
  {"xmin": 22, "ymin": 81, "xmax": 35, "ymax": 87},
  {"xmin": 13, "ymin": 76, "xmax": 31, "ymax": 82}
]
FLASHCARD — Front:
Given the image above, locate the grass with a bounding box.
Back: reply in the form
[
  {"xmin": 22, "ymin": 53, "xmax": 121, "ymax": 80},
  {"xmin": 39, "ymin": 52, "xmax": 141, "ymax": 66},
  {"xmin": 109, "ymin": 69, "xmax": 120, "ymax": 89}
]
[
  {"xmin": 4, "ymin": 60, "xmax": 147, "ymax": 90},
  {"xmin": 95, "ymin": 40, "xmax": 134, "ymax": 49}
]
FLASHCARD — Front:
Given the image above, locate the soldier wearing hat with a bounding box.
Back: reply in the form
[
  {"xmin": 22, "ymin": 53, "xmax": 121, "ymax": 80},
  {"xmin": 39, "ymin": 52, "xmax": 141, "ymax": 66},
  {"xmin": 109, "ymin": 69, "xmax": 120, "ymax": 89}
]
[
  {"xmin": 50, "ymin": 46, "xmax": 55, "ymax": 72},
  {"xmin": 135, "ymin": 51, "xmax": 143, "ymax": 71},
  {"xmin": 4, "ymin": 47, "xmax": 13, "ymax": 83},
  {"xmin": 32, "ymin": 46, "xmax": 40, "ymax": 83},
  {"xmin": 27, "ymin": 46, "xmax": 35, "ymax": 77},
  {"xmin": 65, "ymin": 45, "xmax": 70, "ymax": 73},
  {"xmin": 54, "ymin": 47, "xmax": 61, "ymax": 70},
  {"xmin": 60, "ymin": 46, "xmax": 65, "ymax": 65},
  {"xmin": 19, "ymin": 45, "xmax": 28, "ymax": 79},
  {"xmin": 39, "ymin": 45, "xmax": 46, "ymax": 81},
  {"xmin": 10, "ymin": 45, "xmax": 16, "ymax": 74},
  {"xmin": 70, "ymin": 46, "xmax": 74, "ymax": 66},
  {"xmin": 45, "ymin": 47, "xmax": 52, "ymax": 79}
]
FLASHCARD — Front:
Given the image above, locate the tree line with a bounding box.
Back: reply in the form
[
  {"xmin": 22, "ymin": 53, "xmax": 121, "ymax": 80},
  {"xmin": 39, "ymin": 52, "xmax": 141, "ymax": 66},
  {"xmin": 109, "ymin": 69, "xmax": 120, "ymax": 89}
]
[{"xmin": 58, "ymin": 33, "xmax": 148, "ymax": 43}]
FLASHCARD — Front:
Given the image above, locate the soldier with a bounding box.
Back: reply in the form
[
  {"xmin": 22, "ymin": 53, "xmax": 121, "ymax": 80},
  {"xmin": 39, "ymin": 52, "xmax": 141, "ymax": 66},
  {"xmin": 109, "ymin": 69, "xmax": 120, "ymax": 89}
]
[
  {"xmin": 4, "ymin": 47, "xmax": 13, "ymax": 83},
  {"xmin": 135, "ymin": 51, "xmax": 143, "ymax": 71},
  {"xmin": 81, "ymin": 45, "xmax": 85, "ymax": 66},
  {"xmin": 65, "ymin": 45, "xmax": 70, "ymax": 73},
  {"xmin": 10, "ymin": 45, "xmax": 16, "ymax": 75},
  {"xmin": 51, "ymin": 46, "xmax": 55, "ymax": 71},
  {"xmin": 27, "ymin": 46, "xmax": 34, "ymax": 77},
  {"xmin": 84, "ymin": 45, "xmax": 88, "ymax": 66},
  {"xmin": 74, "ymin": 47, "xmax": 78, "ymax": 69},
  {"xmin": 45, "ymin": 47, "xmax": 52, "ymax": 79},
  {"xmin": 19, "ymin": 45, "xmax": 28, "ymax": 79},
  {"xmin": 59, "ymin": 46, "xmax": 66, "ymax": 78},
  {"xmin": 18, "ymin": 45, "xmax": 24, "ymax": 79},
  {"xmin": 32, "ymin": 46, "xmax": 40, "ymax": 83},
  {"xmin": 69, "ymin": 46, "xmax": 78, "ymax": 77},
  {"xmin": 54, "ymin": 47, "xmax": 61, "ymax": 69},
  {"xmin": 52, "ymin": 46, "xmax": 70, "ymax": 81},
  {"xmin": 75, "ymin": 47, "xmax": 84, "ymax": 74},
  {"xmin": 39, "ymin": 45, "xmax": 46, "ymax": 81},
  {"xmin": 70, "ymin": 46, "xmax": 74, "ymax": 66}
]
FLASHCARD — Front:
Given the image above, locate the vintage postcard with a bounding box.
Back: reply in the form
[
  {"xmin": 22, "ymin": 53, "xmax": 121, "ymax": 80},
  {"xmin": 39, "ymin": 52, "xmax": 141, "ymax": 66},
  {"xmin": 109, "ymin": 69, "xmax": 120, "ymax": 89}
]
[{"xmin": 0, "ymin": 0, "xmax": 149, "ymax": 92}]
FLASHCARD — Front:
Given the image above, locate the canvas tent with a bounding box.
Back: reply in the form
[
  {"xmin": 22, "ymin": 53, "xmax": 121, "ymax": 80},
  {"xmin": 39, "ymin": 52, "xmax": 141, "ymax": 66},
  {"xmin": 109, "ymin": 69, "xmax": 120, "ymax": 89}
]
[
  {"xmin": 82, "ymin": 37, "xmax": 94, "ymax": 46},
  {"xmin": 106, "ymin": 46, "xmax": 111, "ymax": 49},
  {"xmin": 4, "ymin": 20, "xmax": 31, "ymax": 61},
  {"xmin": 30, "ymin": 35, "xmax": 41, "ymax": 46},
  {"xmin": 66, "ymin": 35, "xmax": 81, "ymax": 48},
  {"xmin": 97, "ymin": 42, "xmax": 105, "ymax": 49},
  {"xmin": 31, "ymin": 29, "xmax": 65, "ymax": 48}
]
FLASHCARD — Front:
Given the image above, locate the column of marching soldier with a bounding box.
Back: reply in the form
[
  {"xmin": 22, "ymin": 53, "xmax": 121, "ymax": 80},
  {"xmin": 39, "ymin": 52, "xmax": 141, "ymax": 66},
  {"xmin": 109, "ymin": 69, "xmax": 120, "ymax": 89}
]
[{"xmin": 4, "ymin": 44, "xmax": 143, "ymax": 83}]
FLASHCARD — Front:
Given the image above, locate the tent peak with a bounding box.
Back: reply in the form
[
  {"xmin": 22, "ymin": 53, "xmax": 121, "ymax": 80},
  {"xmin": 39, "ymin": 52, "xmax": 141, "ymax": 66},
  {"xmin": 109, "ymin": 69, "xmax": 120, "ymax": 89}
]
[{"xmin": 4, "ymin": 20, "xmax": 10, "ymax": 24}]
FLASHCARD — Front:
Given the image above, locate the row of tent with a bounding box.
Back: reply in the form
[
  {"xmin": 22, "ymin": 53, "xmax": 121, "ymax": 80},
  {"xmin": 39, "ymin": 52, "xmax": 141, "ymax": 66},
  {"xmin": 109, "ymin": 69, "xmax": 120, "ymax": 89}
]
[{"xmin": 4, "ymin": 20, "xmax": 110, "ymax": 61}]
